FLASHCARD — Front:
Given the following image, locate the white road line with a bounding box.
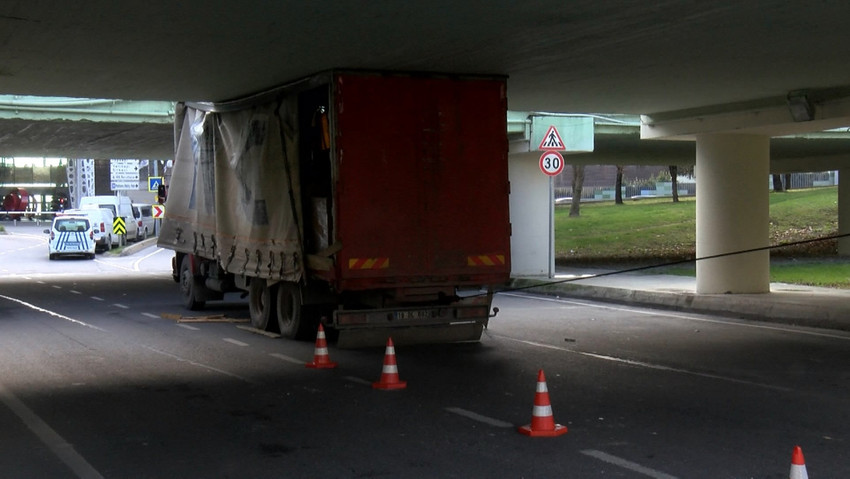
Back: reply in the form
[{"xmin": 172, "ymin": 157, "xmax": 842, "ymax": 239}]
[
  {"xmin": 132, "ymin": 247, "xmax": 166, "ymax": 272},
  {"xmin": 495, "ymin": 335, "xmax": 791, "ymax": 392},
  {"xmin": 177, "ymin": 324, "xmax": 200, "ymax": 331},
  {"xmin": 141, "ymin": 345, "xmax": 253, "ymax": 383},
  {"xmin": 0, "ymin": 294, "xmax": 105, "ymax": 331},
  {"xmin": 52, "ymin": 285, "xmax": 61, "ymax": 289},
  {"xmin": 70, "ymin": 290, "xmax": 82, "ymax": 295},
  {"xmin": 0, "ymin": 381, "xmax": 104, "ymax": 479},
  {"xmin": 90, "ymin": 296, "xmax": 104, "ymax": 301},
  {"xmin": 113, "ymin": 303, "xmax": 129, "ymax": 309},
  {"xmin": 141, "ymin": 313, "xmax": 159, "ymax": 319},
  {"xmin": 345, "ymin": 376, "xmax": 372, "ymax": 386},
  {"xmin": 500, "ymin": 292, "xmax": 850, "ymax": 341},
  {"xmin": 270, "ymin": 353, "xmax": 305, "ymax": 365},
  {"xmin": 445, "ymin": 407, "xmax": 513, "ymax": 428},
  {"xmin": 581, "ymin": 449, "xmax": 679, "ymax": 479},
  {"xmin": 223, "ymin": 338, "xmax": 249, "ymax": 347}
]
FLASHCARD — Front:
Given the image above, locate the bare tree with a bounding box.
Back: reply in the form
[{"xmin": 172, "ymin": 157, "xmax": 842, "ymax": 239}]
[
  {"xmin": 669, "ymin": 165, "xmax": 679, "ymax": 203},
  {"xmin": 772, "ymin": 174, "xmax": 785, "ymax": 192},
  {"xmin": 569, "ymin": 164, "xmax": 585, "ymax": 217},
  {"xmin": 615, "ymin": 165, "xmax": 624, "ymax": 205}
]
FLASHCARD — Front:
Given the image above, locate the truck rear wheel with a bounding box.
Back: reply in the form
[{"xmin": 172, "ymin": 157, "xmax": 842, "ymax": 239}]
[
  {"xmin": 275, "ymin": 282, "xmax": 314, "ymax": 339},
  {"xmin": 180, "ymin": 255, "xmax": 206, "ymax": 311},
  {"xmin": 249, "ymin": 279, "xmax": 276, "ymax": 331}
]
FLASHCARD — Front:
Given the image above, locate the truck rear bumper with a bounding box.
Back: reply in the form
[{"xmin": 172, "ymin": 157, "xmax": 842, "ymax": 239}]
[{"xmin": 335, "ymin": 322, "xmax": 485, "ymax": 349}]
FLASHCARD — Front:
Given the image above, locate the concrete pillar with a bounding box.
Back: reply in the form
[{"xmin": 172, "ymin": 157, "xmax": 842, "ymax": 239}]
[
  {"xmin": 508, "ymin": 153, "xmax": 552, "ymax": 277},
  {"xmin": 839, "ymin": 169, "xmax": 850, "ymax": 256},
  {"xmin": 695, "ymin": 134, "xmax": 770, "ymax": 293}
]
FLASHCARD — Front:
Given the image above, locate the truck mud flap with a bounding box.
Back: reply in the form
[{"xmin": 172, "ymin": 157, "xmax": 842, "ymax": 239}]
[{"xmin": 336, "ymin": 323, "xmax": 484, "ymax": 349}]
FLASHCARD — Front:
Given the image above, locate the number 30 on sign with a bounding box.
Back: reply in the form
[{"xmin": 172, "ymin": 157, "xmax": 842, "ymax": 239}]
[{"xmin": 539, "ymin": 150, "xmax": 565, "ymax": 176}]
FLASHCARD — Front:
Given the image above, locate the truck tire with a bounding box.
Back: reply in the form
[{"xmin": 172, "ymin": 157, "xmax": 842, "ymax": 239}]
[
  {"xmin": 180, "ymin": 255, "xmax": 206, "ymax": 311},
  {"xmin": 275, "ymin": 282, "xmax": 313, "ymax": 339},
  {"xmin": 249, "ymin": 279, "xmax": 276, "ymax": 331}
]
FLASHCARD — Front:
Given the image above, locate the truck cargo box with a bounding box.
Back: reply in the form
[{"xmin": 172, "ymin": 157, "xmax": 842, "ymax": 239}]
[{"xmin": 159, "ymin": 70, "xmax": 510, "ymax": 346}]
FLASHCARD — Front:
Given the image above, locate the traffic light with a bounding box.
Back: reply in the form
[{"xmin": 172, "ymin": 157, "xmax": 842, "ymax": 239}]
[{"xmin": 157, "ymin": 184, "xmax": 167, "ymax": 204}]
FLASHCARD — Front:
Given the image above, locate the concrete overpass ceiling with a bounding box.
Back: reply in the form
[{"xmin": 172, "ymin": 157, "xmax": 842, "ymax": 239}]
[{"xmin": 3, "ymin": 1, "xmax": 850, "ymax": 117}]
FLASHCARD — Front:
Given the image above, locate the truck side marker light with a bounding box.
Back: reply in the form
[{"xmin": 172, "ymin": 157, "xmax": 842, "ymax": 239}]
[
  {"xmin": 518, "ymin": 369, "xmax": 568, "ymax": 437},
  {"xmin": 372, "ymin": 337, "xmax": 407, "ymax": 390},
  {"xmin": 306, "ymin": 324, "xmax": 338, "ymax": 369}
]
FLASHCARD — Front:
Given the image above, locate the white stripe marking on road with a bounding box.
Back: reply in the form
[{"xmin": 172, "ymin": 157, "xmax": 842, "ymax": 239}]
[
  {"xmin": 496, "ymin": 335, "xmax": 791, "ymax": 392},
  {"xmin": 223, "ymin": 338, "xmax": 249, "ymax": 347},
  {"xmin": 269, "ymin": 353, "xmax": 305, "ymax": 365},
  {"xmin": 0, "ymin": 294, "xmax": 104, "ymax": 331},
  {"xmin": 177, "ymin": 324, "xmax": 200, "ymax": 331},
  {"xmin": 445, "ymin": 407, "xmax": 513, "ymax": 428},
  {"xmin": 581, "ymin": 449, "xmax": 679, "ymax": 479},
  {"xmin": 0, "ymin": 381, "xmax": 104, "ymax": 479}
]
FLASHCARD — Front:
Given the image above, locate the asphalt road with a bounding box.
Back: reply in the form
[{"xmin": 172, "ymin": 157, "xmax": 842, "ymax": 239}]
[{"xmin": 1, "ymin": 223, "xmax": 848, "ymax": 478}]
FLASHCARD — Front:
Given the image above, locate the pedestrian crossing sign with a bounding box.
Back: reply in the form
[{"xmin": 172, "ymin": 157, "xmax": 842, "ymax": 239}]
[{"xmin": 538, "ymin": 125, "xmax": 565, "ymax": 150}]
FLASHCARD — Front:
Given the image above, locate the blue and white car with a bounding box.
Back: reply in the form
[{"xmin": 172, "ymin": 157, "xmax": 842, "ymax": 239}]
[{"xmin": 44, "ymin": 215, "xmax": 97, "ymax": 260}]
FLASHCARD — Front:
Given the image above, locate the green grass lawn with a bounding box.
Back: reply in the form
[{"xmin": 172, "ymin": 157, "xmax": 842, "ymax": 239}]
[{"xmin": 555, "ymin": 186, "xmax": 850, "ymax": 288}]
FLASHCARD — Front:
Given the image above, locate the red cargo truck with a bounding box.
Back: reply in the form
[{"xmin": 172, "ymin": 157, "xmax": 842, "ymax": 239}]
[{"xmin": 158, "ymin": 71, "xmax": 511, "ymax": 347}]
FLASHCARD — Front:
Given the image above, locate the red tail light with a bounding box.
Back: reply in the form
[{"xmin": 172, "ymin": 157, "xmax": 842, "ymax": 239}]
[
  {"xmin": 100, "ymin": 222, "xmax": 105, "ymax": 232},
  {"xmin": 90, "ymin": 230, "xmax": 94, "ymax": 240}
]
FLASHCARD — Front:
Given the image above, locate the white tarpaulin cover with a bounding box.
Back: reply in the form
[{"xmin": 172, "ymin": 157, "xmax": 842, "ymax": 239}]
[{"xmin": 158, "ymin": 101, "xmax": 303, "ymax": 282}]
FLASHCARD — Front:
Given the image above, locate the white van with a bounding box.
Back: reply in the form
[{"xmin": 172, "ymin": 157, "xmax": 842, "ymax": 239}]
[
  {"xmin": 60, "ymin": 207, "xmax": 116, "ymax": 252},
  {"xmin": 132, "ymin": 203, "xmax": 156, "ymax": 240},
  {"xmin": 79, "ymin": 195, "xmax": 141, "ymax": 243}
]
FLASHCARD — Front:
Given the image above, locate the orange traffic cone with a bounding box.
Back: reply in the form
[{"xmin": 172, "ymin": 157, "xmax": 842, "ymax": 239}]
[
  {"xmin": 306, "ymin": 324, "xmax": 338, "ymax": 369},
  {"xmin": 789, "ymin": 445, "xmax": 808, "ymax": 479},
  {"xmin": 518, "ymin": 369, "xmax": 568, "ymax": 437},
  {"xmin": 372, "ymin": 337, "xmax": 407, "ymax": 390}
]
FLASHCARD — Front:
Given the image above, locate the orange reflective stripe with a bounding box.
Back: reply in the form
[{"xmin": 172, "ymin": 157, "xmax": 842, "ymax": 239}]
[
  {"xmin": 348, "ymin": 257, "xmax": 390, "ymax": 269},
  {"xmin": 467, "ymin": 254, "xmax": 505, "ymax": 266}
]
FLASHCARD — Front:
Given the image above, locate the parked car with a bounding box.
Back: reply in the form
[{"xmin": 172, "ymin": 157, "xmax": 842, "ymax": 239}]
[
  {"xmin": 132, "ymin": 204, "xmax": 155, "ymax": 240},
  {"xmin": 59, "ymin": 207, "xmax": 115, "ymax": 252},
  {"xmin": 44, "ymin": 215, "xmax": 96, "ymax": 260},
  {"xmin": 79, "ymin": 195, "xmax": 141, "ymax": 243}
]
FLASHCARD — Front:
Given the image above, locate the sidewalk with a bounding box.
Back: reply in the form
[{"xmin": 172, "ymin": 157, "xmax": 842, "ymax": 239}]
[{"xmin": 510, "ymin": 267, "xmax": 850, "ymax": 333}]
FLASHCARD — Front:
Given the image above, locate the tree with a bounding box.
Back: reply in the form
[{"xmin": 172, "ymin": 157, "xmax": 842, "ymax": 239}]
[
  {"xmin": 615, "ymin": 165, "xmax": 624, "ymax": 205},
  {"xmin": 772, "ymin": 174, "xmax": 785, "ymax": 192},
  {"xmin": 569, "ymin": 164, "xmax": 585, "ymax": 217},
  {"xmin": 784, "ymin": 173, "xmax": 792, "ymax": 191},
  {"xmin": 669, "ymin": 165, "xmax": 679, "ymax": 203}
]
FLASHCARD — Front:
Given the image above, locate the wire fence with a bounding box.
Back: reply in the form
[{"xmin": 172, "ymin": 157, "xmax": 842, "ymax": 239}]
[{"xmin": 555, "ymin": 171, "xmax": 837, "ymax": 202}]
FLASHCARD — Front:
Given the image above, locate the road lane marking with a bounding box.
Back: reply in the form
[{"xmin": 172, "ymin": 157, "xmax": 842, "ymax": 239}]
[
  {"xmin": 141, "ymin": 345, "xmax": 253, "ymax": 383},
  {"xmin": 132, "ymin": 247, "xmax": 166, "ymax": 272},
  {"xmin": 70, "ymin": 290, "xmax": 81, "ymax": 295},
  {"xmin": 141, "ymin": 313, "xmax": 159, "ymax": 319},
  {"xmin": 52, "ymin": 285, "xmax": 62, "ymax": 289},
  {"xmin": 90, "ymin": 296, "xmax": 104, "ymax": 301},
  {"xmin": 113, "ymin": 303, "xmax": 129, "ymax": 309},
  {"xmin": 223, "ymin": 338, "xmax": 249, "ymax": 347},
  {"xmin": 499, "ymin": 292, "xmax": 850, "ymax": 341},
  {"xmin": 0, "ymin": 294, "xmax": 105, "ymax": 331},
  {"xmin": 495, "ymin": 335, "xmax": 791, "ymax": 392},
  {"xmin": 270, "ymin": 353, "xmax": 305, "ymax": 365},
  {"xmin": 445, "ymin": 407, "xmax": 513, "ymax": 428},
  {"xmin": 0, "ymin": 380, "xmax": 104, "ymax": 479},
  {"xmin": 581, "ymin": 449, "xmax": 678, "ymax": 479},
  {"xmin": 177, "ymin": 324, "xmax": 200, "ymax": 331},
  {"xmin": 345, "ymin": 376, "xmax": 372, "ymax": 386}
]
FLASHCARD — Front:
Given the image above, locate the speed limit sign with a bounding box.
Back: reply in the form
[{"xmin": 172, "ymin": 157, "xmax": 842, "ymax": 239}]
[{"xmin": 539, "ymin": 150, "xmax": 565, "ymax": 176}]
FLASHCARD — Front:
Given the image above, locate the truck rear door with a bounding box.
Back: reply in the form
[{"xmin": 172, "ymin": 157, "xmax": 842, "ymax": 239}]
[{"xmin": 333, "ymin": 72, "xmax": 510, "ymax": 291}]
